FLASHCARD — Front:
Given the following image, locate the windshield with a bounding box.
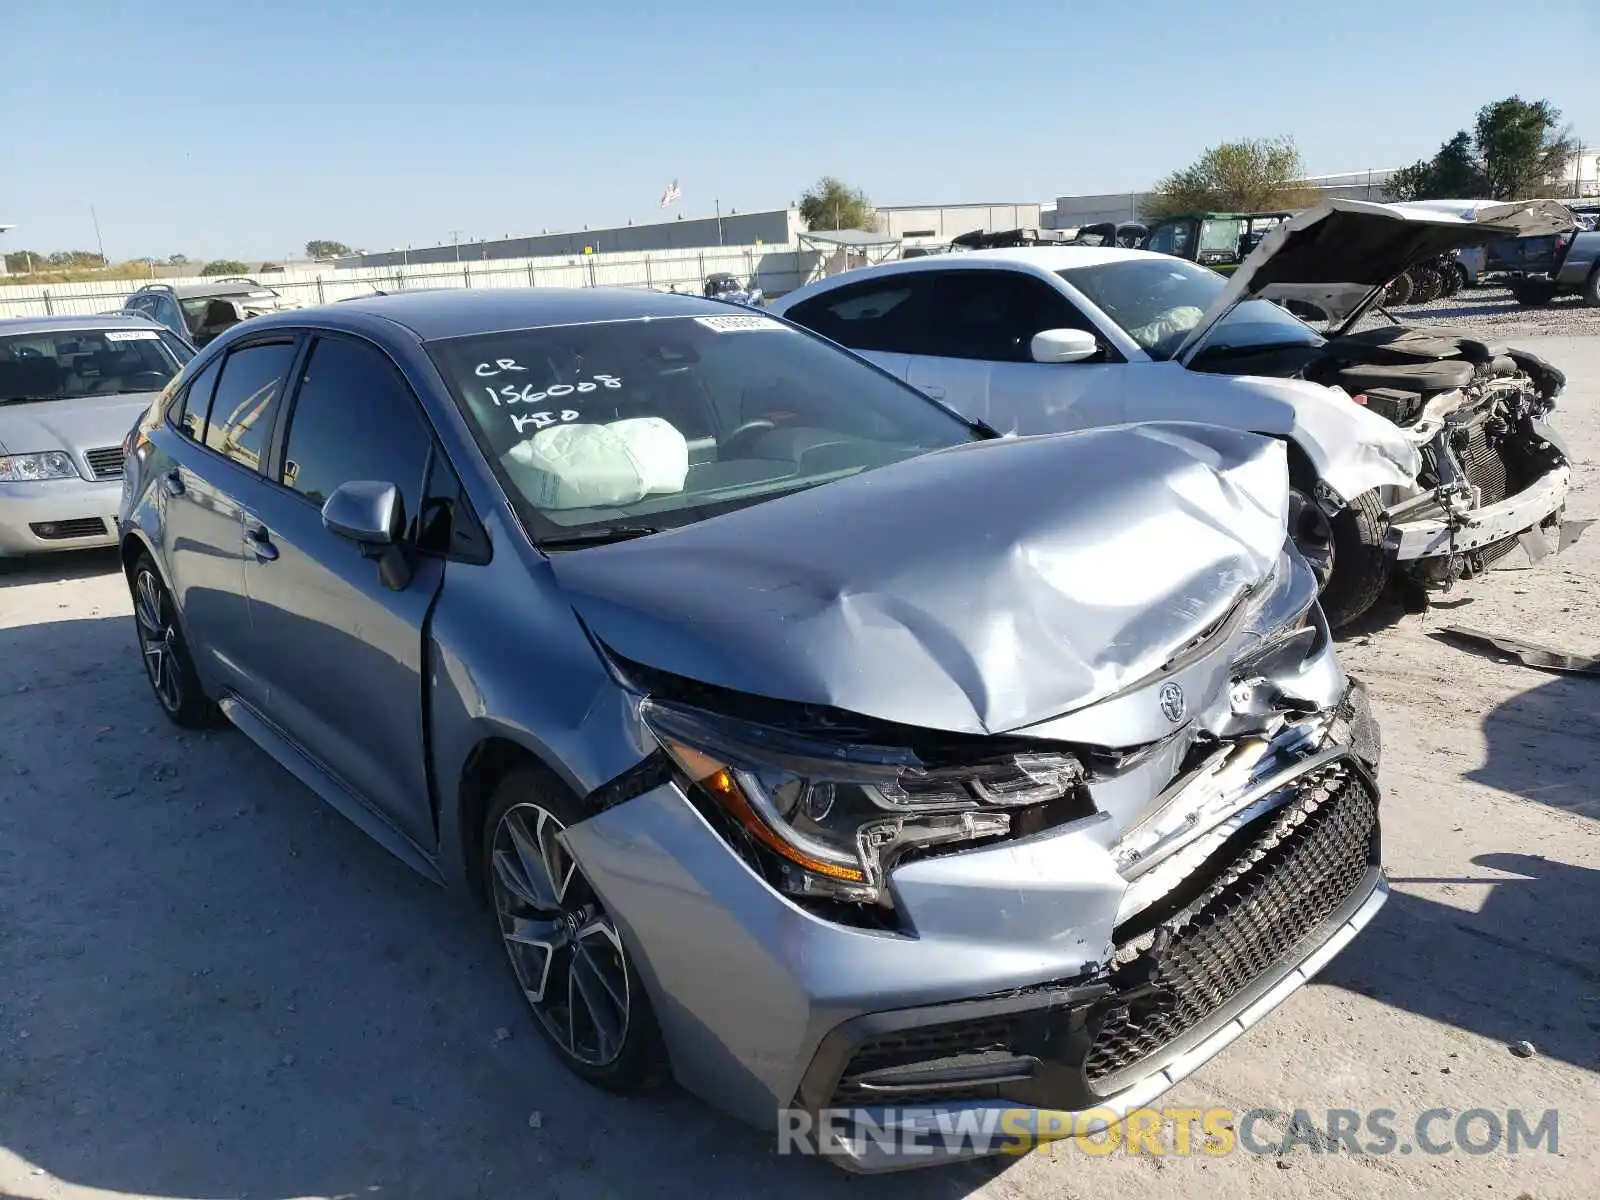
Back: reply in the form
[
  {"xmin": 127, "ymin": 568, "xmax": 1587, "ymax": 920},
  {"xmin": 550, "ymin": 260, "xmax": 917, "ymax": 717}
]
[
  {"xmin": 0, "ymin": 328, "xmax": 191, "ymax": 403},
  {"xmin": 429, "ymin": 313, "xmax": 976, "ymax": 543},
  {"xmin": 1058, "ymin": 259, "xmax": 1323, "ymax": 361}
]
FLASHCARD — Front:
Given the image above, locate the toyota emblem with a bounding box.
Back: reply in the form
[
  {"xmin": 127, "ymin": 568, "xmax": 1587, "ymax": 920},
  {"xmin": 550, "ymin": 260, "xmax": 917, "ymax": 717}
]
[{"xmin": 1158, "ymin": 682, "xmax": 1186, "ymax": 724}]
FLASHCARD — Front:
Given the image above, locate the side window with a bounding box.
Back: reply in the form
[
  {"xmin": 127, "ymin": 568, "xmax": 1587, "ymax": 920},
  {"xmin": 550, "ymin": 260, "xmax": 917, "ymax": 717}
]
[
  {"xmin": 784, "ymin": 277, "xmax": 928, "ymax": 353},
  {"xmin": 170, "ymin": 356, "xmax": 222, "ymax": 443},
  {"xmin": 912, "ymin": 271, "xmax": 1086, "ymax": 362},
  {"xmin": 205, "ymin": 341, "xmax": 298, "ymax": 472},
  {"xmin": 279, "ymin": 337, "xmax": 433, "ymax": 527}
]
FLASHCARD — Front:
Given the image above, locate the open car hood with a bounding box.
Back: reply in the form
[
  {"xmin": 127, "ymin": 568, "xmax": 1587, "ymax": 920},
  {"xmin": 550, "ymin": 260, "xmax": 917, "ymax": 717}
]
[
  {"xmin": 1174, "ymin": 198, "xmax": 1579, "ymax": 361},
  {"xmin": 550, "ymin": 423, "xmax": 1289, "ymax": 737}
]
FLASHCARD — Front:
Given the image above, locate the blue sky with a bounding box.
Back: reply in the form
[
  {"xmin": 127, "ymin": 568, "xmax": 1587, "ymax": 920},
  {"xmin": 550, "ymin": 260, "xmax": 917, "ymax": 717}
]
[{"xmin": 3, "ymin": 0, "xmax": 1596, "ymax": 261}]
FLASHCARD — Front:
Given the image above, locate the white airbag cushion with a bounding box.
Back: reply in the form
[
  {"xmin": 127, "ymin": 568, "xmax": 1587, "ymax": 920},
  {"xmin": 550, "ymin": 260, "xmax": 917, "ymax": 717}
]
[
  {"xmin": 504, "ymin": 418, "xmax": 688, "ymax": 510},
  {"xmin": 606, "ymin": 417, "xmax": 689, "ymax": 494}
]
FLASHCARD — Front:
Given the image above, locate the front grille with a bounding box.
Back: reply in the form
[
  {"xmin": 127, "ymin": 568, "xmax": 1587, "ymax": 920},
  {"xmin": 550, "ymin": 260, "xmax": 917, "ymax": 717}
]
[
  {"xmin": 1085, "ymin": 770, "xmax": 1377, "ymax": 1084},
  {"xmin": 30, "ymin": 517, "xmax": 108, "ymax": 540},
  {"xmin": 84, "ymin": 446, "xmax": 125, "ymax": 480},
  {"xmin": 820, "ymin": 763, "xmax": 1379, "ymax": 1110}
]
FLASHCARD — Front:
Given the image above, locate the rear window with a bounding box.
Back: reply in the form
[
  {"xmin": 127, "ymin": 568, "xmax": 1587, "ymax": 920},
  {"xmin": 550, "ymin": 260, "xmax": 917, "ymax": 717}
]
[{"xmin": 0, "ymin": 328, "xmax": 191, "ymax": 404}]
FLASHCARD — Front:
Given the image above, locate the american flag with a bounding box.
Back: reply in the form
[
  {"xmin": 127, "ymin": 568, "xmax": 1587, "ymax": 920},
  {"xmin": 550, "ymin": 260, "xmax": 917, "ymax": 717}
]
[{"xmin": 659, "ymin": 179, "xmax": 682, "ymax": 208}]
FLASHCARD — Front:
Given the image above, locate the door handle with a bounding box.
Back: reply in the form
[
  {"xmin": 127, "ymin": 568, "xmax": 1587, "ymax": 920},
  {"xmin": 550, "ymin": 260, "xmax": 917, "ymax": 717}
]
[
  {"xmin": 921, "ymin": 385, "xmax": 947, "ymax": 399},
  {"xmin": 242, "ymin": 525, "xmax": 279, "ymax": 562},
  {"xmin": 161, "ymin": 470, "xmax": 184, "ymax": 497}
]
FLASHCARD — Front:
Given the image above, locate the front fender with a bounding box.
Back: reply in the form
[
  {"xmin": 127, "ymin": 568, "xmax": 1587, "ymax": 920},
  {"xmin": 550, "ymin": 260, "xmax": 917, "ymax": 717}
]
[{"xmin": 1132, "ymin": 365, "xmax": 1419, "ymax": 504}]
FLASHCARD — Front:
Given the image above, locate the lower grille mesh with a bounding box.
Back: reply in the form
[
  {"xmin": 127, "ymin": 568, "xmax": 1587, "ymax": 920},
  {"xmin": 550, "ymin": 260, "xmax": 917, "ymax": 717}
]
[{"xmin": 1085, "ymin": 770, "xmax": 1377, "ymax": 1084}]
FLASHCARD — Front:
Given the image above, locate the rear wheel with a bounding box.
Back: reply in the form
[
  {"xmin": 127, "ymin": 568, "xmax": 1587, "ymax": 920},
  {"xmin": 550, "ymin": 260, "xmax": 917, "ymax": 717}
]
[
  {"xmin": 1583, "ymin": 266, "xmax": 1600, "ymax": 309},
  {"xmin": 483, "ymin": 764, "xmax": 666, "ymax": 1093},
  {"xmin": 130, "ymin": 555, "xmax": 221, "ymax": 728},
  {"xmin": 1316, "ymin": 490, "xmax": 1392, "ymax": 630}
]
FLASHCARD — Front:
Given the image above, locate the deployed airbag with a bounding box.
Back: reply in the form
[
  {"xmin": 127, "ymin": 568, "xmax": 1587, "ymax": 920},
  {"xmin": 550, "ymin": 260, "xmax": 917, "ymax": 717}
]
[{"xmin": 504, "ymin": 417, "xmax": 689, "ymax": 510}]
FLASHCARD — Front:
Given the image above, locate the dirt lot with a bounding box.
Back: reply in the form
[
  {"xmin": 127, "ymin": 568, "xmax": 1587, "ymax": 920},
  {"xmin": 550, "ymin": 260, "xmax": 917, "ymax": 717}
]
[{"xmin": 2, "ymin": 336, "xmax": 1597, "ymax": 1200}]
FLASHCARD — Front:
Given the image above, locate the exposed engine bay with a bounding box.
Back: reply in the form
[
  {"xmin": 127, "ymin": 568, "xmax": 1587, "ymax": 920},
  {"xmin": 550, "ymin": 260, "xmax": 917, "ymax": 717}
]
[
  {"xmin": 1307, "ymin": 326, "xmax": 1568, "ymax": 582},
  {"xmin": 1192, "ymin": 323, "xmax": 1569, "ymax": 588}
]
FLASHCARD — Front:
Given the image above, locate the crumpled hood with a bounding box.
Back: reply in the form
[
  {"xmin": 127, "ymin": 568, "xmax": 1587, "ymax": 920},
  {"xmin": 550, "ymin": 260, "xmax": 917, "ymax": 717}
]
[
  {"xmin": 0, "ymin": 392, "xmax": 155, "ymax": 457},
  {"xmin": 550, "ymin": 422, "xmax": 1289, "ymax": 737},
  {"xmin": 1176, "ymin": 198, "xmax": 1579, "ymax": 359}
]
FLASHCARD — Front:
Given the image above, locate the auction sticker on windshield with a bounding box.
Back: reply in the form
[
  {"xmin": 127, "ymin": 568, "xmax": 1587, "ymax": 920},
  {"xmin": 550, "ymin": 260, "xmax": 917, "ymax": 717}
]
[
  {"xmin": 104, "ymin": 330, "xmax": 161, "ymax": 341},
  {"xmin": 694, "ymin": 314, "xmax": 783, "ymax": 333}
]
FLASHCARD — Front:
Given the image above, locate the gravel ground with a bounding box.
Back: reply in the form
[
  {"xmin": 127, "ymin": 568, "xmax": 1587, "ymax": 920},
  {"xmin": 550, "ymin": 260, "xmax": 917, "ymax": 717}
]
[
  {"xmin": 1, "ymin": 336, "xmax": 1596, "ymax": 1200},
  {"xmin": 1358, "ymin": 284, "xmax": 1600, "ymax": 340}
]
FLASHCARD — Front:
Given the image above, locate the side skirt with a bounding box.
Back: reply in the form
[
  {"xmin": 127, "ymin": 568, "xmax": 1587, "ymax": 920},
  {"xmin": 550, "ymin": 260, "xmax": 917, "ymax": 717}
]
[{"xmin": 218, "ymin": 693, "xmax": 445, "ymax": 886}]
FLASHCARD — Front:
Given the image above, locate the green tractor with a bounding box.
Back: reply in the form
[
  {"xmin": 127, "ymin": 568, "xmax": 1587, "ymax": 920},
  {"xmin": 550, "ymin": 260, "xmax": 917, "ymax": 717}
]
[{"xmin": 1139, "ymin": 211, "xmax": 1294, "ymax": 275}]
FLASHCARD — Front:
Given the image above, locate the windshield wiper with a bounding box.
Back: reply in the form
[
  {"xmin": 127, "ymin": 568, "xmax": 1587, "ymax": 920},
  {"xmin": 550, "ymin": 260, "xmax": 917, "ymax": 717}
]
[
  {"xmin": 0, "ymin": 393, "xmax": 69, "ymax": 404},
  {"xmin": 538, "ymin": 524, "xmax": 663, "ymax": 550}
]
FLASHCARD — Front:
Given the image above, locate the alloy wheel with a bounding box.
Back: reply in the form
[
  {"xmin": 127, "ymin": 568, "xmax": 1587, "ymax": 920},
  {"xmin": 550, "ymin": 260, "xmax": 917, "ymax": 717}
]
[
  {"xmin": 133, "ymin": 567, "xmax": 183, "ymax": 713},
  {"xmin": 491, "ymin": 802, "xmax": 632, "ymax": 1067},
  {"xmin": 1288, "ymin": 490, "xmax": 1336, "ymax": 589}
]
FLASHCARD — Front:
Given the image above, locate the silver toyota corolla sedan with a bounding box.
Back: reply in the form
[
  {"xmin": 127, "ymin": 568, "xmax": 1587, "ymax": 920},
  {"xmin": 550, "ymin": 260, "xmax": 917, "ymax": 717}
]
[
  {"xmin": 117, "ymin": 289, "xmax": 1385, "ymax": 1170},
  {"xmin": 0, "ymin": 315, "xmax": 194, "ymax": 559}
]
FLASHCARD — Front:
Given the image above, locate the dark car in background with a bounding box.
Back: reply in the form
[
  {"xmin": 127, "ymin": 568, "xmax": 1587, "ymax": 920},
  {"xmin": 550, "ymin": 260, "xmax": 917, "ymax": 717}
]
[
  {"xmin": 1491, "ymin": 210, "xmax": 1600, "ymax": 308},
  {"xmin": 124, "ymin": 277, "xmax": 301, "ymax": 347}
]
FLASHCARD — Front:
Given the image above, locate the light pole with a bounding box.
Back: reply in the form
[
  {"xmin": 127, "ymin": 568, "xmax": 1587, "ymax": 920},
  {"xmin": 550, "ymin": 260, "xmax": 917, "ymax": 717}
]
[{"xmin": 449, "ymin": 230, "xmax": 464, "ymax": 263}]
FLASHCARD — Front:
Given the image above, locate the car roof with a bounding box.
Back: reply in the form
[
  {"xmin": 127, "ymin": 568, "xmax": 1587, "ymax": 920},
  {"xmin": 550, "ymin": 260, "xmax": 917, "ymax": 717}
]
[
  {"xmin": 301, "ymin": 287, "xmax": 753, "ymax": 341},
  {"xmin": 0, "ymin": 313, "xmax": 171, "ymax": 336},
  {"xmin": 772, "ymin": 246, "xmax": 1164, "ymax": 303}
]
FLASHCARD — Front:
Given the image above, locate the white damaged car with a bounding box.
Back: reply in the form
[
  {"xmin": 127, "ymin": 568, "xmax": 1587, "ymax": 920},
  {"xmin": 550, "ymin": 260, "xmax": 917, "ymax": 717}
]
[{"xmin": 771, "ymin": 199, "xmax": 1574, "ymax": 626}]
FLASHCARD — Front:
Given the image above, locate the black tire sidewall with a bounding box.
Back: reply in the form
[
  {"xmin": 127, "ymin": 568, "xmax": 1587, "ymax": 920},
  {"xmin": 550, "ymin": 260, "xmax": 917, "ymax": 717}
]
[
  {"xmin": 1317, "ymin": 491, "xmax": 1392, "ymax": 629},
  {"xmin": 481, "ymin": 763, "xmax": 666, "ymax": 1093},
  {"xmin": 132, "ymin": 553, "xmax": 220, "ymax": 729}
]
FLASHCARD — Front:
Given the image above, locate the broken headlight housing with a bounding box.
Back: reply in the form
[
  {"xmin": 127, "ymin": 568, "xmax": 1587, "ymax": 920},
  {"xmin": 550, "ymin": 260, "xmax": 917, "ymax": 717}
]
[{"xmin": 641, "ymin": 698, "xmax": 1089, "ymax": 908}]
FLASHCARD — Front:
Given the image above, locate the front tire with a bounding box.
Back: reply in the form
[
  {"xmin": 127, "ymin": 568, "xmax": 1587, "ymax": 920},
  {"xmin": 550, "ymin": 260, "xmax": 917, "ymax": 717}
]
[
  {"xmin": 483, "ymin": 764, "xmax": 666, "ymax": 1093},
  {"xmin": 1316, "ymin": 490, "xmax": 1392, "ymax": 630},
  {"xmin": 1583, "ymin": 266, "xmax": 1600, "ymax": 309},
  {"xmin": 130, "ymin": 554, "xmax": 221, "ymax": 728}
]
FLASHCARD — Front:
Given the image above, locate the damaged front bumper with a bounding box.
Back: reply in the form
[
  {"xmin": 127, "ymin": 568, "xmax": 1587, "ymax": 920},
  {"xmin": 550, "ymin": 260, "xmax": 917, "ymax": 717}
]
[
  {"xmin": 1387, "ymin": 463, "xmax": 1568, "ymax": 564},
  {"xmin": 1386, "ymin": 415, "xmax": 1570, "ymax": 578},
  {"xmin": 562, "ymin": 677, "xmax": 1385, "ymax": 1170}
]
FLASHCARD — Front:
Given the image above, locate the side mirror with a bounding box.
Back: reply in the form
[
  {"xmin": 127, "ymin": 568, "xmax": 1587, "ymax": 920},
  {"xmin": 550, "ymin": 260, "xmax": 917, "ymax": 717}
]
[
  {"xmin": 322, "ymin": 480, "xmax": 412, "ymax": 589},
  {"xmin": 322, "ymin": 480, "xmax": 402, "ymax": 545},
  {"xmin": 1030, "ymin": 328, "xmax": 1100, "ymax": 364}
]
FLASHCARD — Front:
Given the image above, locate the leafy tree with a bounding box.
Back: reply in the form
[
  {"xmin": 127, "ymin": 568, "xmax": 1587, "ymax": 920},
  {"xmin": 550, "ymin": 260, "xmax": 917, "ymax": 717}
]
[
  {"xmin": 1475, "ymin": 97, "xmax": 1577, "ymax": 199},
  {"xmin": 304, "ymin": 239, "xmax": 353, "ymax": 259},
  {"xmin": 1386, "ymin": 96, "xmax": 1577, "ymax": 201},
  {"xmin": 4, "ymin": 249, "xmax": 45, "ymax": 273},
  {"xmin": 46, "ymin": 250, "xmax": 108, "ymax": 268},
  {"xmin": 1142, "ymin": 137, "xmax": 1315, "ymax": 220},
  {"xmin": 168, "ymin": 253, "xmax": 189, "ymax": 265},
  {"xmin": 799, "ymin": 177, "xmax": 874, "ymax": 231},
  {"xmin": 200, "ymin": 259, "xmax": 250, "ymax": 276}
]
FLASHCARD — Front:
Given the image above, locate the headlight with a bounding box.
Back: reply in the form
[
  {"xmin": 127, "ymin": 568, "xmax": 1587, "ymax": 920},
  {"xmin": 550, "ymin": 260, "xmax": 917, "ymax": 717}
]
[
  {"xmin": 0, "ymin": 451, "xmax": 80, "ymax": 482},
  {"xmin": 640, "ymin": 698, "xmax": 1089, "ymax": 908}
]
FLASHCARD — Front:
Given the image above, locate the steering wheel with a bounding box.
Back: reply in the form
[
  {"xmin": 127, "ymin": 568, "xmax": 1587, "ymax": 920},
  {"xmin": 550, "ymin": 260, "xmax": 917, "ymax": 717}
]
[{"xmin": 719, "ymin": 419, "xmax": 777, "ymax": 458}]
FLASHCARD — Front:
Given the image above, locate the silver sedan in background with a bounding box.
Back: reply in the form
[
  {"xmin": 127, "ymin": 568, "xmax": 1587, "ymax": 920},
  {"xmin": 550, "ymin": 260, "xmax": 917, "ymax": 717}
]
[
  {"xmin": 116, "ymin": 289, "xmax": 1384, "ymax": 1171},
  {"xmin": 0, "ymin": 315, "xmax": 193, "ymax": 560}
]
